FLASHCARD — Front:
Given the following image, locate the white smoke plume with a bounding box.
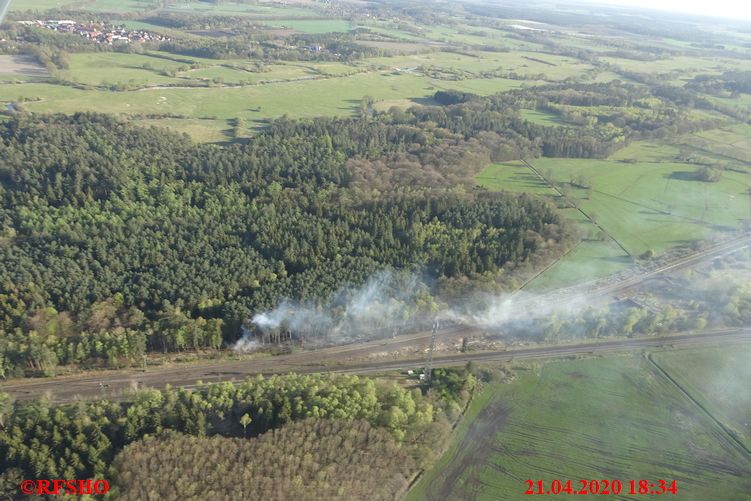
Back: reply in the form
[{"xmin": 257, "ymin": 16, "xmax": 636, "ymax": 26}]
[
  {"xmin": 233, "ymin": 271, "xmax": 438, "ymax": 352},
  {"xmin": 441, "ymin": 289, "xmax": 591, "ymax": 330},
  {"xmin": 233, "ymin": 244, "xmax": 751, "ymax": 352}
]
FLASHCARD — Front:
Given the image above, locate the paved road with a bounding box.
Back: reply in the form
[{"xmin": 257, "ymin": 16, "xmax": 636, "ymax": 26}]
[{"xmin": 3, "ymin": 327, "xmax": 750, "ymax": 403}]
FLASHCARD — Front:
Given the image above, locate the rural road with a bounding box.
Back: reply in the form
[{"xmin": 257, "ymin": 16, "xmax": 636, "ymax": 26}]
[{"xmin": 3, "ymin": 327, "xmax": 751, "ymax": 404}]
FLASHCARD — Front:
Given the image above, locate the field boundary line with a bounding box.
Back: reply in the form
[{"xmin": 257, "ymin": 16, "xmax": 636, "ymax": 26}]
[
  {"xmin": 519, "ymin": 240, "xmax": 582, "ymax": 290},
  {"xmin": 521, "ymin": 158, "xmax": 633, "ymax": 257},
  {"xmin": 646, "ymin": 353, "xmax": 751, "ymax": 461}
]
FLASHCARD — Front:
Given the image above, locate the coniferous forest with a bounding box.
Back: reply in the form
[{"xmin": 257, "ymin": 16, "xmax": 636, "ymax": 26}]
[
  {"xmin": 0, "ymin": 108, "xmax": 575, "ymax": 376},
  {"xmin": 0, "ymin": 78, "xmax": 722, "ymax": 376}
]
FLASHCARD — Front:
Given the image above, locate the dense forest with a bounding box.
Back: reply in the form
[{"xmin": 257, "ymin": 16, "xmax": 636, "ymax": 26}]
[
  {"xmin": 0, "ymin": 368, "xmax": 477, "ymax": 497},
  {"xmin": 0, "ymin": 75, "xmax": 732, "ymax": 375},
  {"xmin": 114, "ymin": 420, "xmax": 416, "ymax": 501},
  {"xmin": 0, "ymin": 110, "xmax": 572, "ymax": 376}
]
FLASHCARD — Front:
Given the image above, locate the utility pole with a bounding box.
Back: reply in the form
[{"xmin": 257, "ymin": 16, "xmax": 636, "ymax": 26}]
[{"xmin": 424, "ymin": 319, "xmax": 439, "ymax": 383}]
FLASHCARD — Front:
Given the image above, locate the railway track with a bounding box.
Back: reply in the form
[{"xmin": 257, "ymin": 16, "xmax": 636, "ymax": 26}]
[
  {"xmin": 3, "ymin": 232, "xmax": 750, "ymax": 404},
  {"xmin": 4, "ymin": 327, "xmax": 751, "ymax": 404}
]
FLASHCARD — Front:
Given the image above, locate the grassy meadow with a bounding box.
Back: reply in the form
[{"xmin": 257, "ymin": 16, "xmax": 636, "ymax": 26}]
[
  {"xmin": 476, "ymin": 134, "xmax": 751, "ymax": 290},
  {"xmin": 529, "ymin": 155, "xmax": 750, "ymax": 256},
  {"xmin": 0, "ymin": 65, "xmax": 535, "ymax": 133}
]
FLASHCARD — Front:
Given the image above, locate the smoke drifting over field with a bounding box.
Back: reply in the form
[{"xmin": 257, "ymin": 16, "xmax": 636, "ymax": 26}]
[{"xmin": 233, "ymin": 244, "xmax": 751, "ymax": 352}]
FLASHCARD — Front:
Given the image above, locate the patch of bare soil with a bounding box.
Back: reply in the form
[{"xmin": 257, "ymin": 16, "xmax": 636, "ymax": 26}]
[{"xmin": 0, "ymin": 55, "xmax": 48, "ymax": 76}]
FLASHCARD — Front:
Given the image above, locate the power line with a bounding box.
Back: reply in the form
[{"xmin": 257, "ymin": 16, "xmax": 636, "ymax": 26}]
[{"xmin": 424, "ymin": 319, "xmax": 439, "ymax": 383}]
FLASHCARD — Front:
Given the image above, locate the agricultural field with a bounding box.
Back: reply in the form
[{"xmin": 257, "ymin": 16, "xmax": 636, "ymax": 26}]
[
  {"xmin": 524, "ymin": 208, "xmax": 632, "ymax": 291},
  {"xmin": 533, "ymin": 144, "xmax": 751, "ymax": 255},
  {"xmin": 476, "ymin": 133, "xmax": 751, "ymax": 290},
  {"xmin": 0, "ymin": 68, "xmax": 535, "ymax": 133},
  {"xmin": 599, "ymin": 55, "xmax": 749, "ymax": 76},
  {"xmin": 7, "ymin": 0, "xmax": 75, "ymax": 11},
  {"xmin": 56, "ymin": 52, "xmax": 188, "ymax": 86},
  {"xmin": 409, "ymin": 352, "xmax": 751, "ymax": 501},
  {"xmin": 476, "ymin": 162, "xmax": 558, "ymax": 195},
  {"xmin": 162, "ymin": 1, "xmax": 320, "ymax": 18},
  {"xmin": 530, "ymin": 155, "xmax": 750, "ymax": 256},
  {"xmin": 369, "ymin": 50, "xmax": 599, "ymax": 82},
  {"xmin": 652, "ymin": 345, "xmax": 751, "ymax": 451},
  {"xmin": 69, "ymin": 0, "xmax": 157, "ymax": 14},
  {"xmin": 0, "ymin": 54, "xmax": 47, "ymax": 78},
  {"xmin": 476, "ymin": 163, "xmax": 632, "ymax": 288},
  {"xmin": 135, "ymin": 117, "xmax": 232, "ymax": 142},
  {"xmin": 520, "ymin": 109, "xmax": 563, "ymax": 126}
]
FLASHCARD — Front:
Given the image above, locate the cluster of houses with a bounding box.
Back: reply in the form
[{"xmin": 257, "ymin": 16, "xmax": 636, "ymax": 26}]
[{"xmin": 18, "ymin": 19, "xmax": 170, "ymax": 44}]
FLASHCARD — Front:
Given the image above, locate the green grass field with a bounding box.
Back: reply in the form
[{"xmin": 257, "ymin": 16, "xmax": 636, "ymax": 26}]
[
  {"xmin": 73, "ymin": 0, "xmax": 157, "ymax": 13},
  {"xmin": 136, "ymin": 117, "xmax": 232, "ymax": 142},
  {"xmin": 652, "ymin": 345, "xmax": 751, "ymax": 451},
  {"xmin": 9, "ymin": 0, "xmax": 76, "ymax": 10},
  {"xmin": 475, "ymin": 162, "xmax": 631, "ymax": 289},
  {"xmin": 0, "ymin": 68, "xmax": 533, "ymax": 135},
  {"xmin": 408, "ymin": 352, "xmax": 751, "ymax": 500},
  {"xmin": 261, "ymin": 19, "xmax": 352, "ymax": 34},
  {"xmin": 528, "ymin": 155, "xmax": 750, "ymax": 256},
  {"xmin": 476, "ymin": 162, "xmax": 557, "ymax": 195},
  {"xmin": 523, "ymin": 206, "xmax": 632, "ymax": 291},
  {"xmin": 163, "ymin": 1, "xmax": 319, "ymax": 17},
  {"xmin": 476, "ymin": 136, "xmax": 751, "ymax": 289},
  {"xmin": 370, "ymin": 50, "xmax": 598, "ymax": 82},
  {"xmin": 601, "ymin": 55, "xmax": 747, "ymax": 76},
  {"xmin": 520, "ymin": 109, "xmax": 564, "ymax": 126},
  {"xmin": 57, "ymin": 52, "xmax": 187, "ymax": 86}
]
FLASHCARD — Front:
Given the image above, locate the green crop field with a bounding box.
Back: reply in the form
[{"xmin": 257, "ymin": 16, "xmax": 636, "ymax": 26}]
[
  {"xmin": 370, "ymin": 50, "xmax": 598, "ymax": 81},
  {"xmin": 652, "ymin": 345, "xmax": 751, "ymax": 451},
  {"xmin": 162, "ymin": 1, "xmax": 319, "ymax": 17},
  {"xmin": 73, "ymin": 0, "xmax": 158, "ymax": 13},
  {"xmin": 476, "ymin": 136, "xmax": 751, "ymax": 289},
  {"xmin": 57, "ymin": 52, "xmax": 187, "ymax": 86},
  {"xmin": 52, "ymin": 52, "xmax": 360, "ymax": 88},
  {"xmin": 520, "ymin": 109, "xmax": 563, "ymax": 126},
  {"xmin": 600, "ymin": 55, "xmax": 746, "ymax": 76},
  {"xmin": 136, "ymin": 117, "xmax": 233, "ymax": 142},
  {"xmin": 408, "ymin": 353, "xmax": 751, "ymax": 501},
  {"xmin": 476, "ymin": 162, "xmax": 557, "ymax": 195},
  {"xmin": 476, "ymin": 163, "xmax": 633, "ymax": 289}
]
